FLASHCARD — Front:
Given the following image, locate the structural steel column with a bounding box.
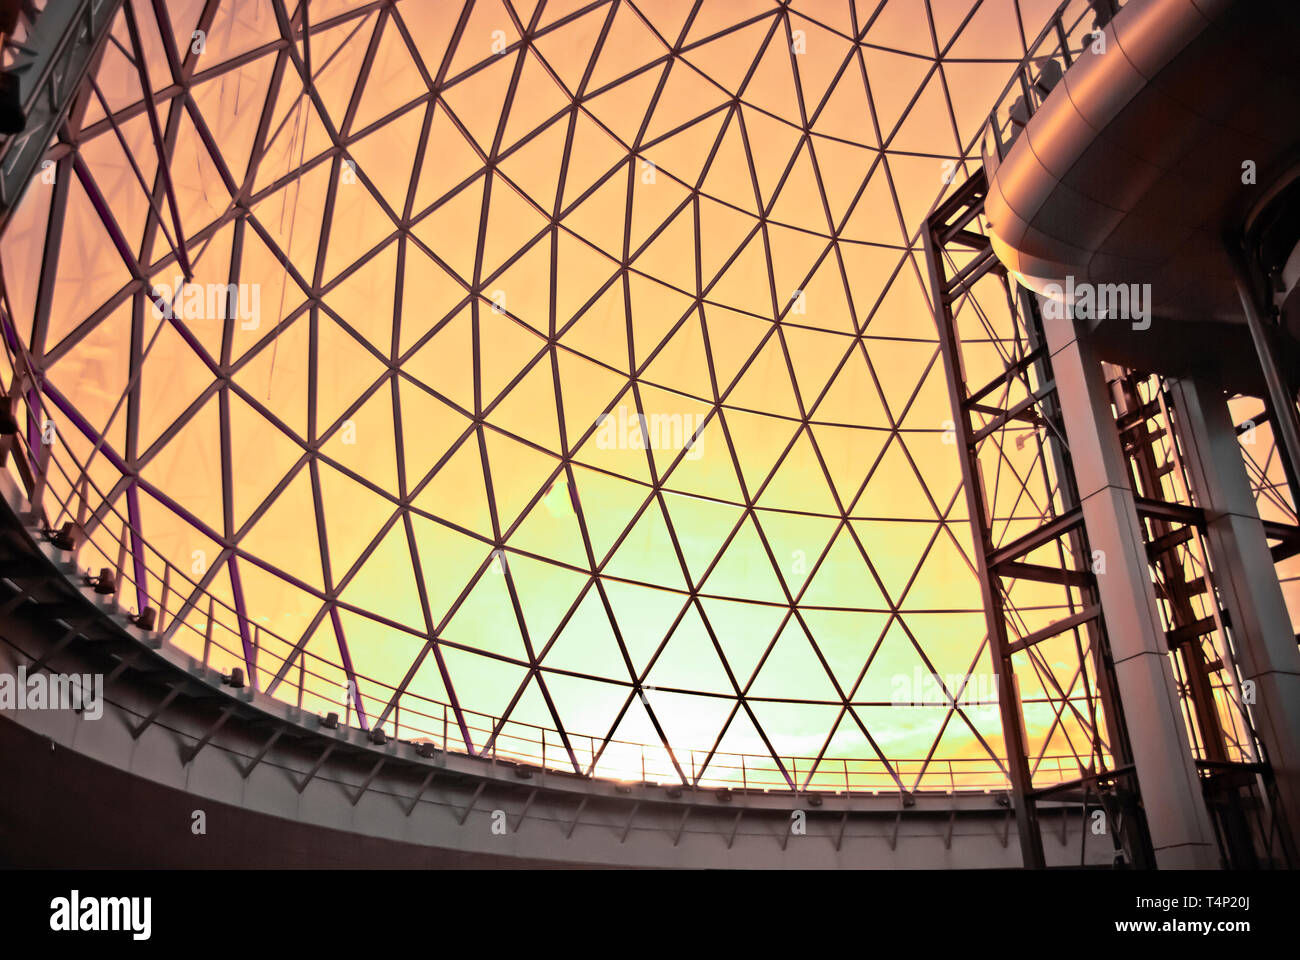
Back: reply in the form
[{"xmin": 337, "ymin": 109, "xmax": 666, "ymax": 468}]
[
  {"xmin": 1040, "ymin": 308, "xmax": 1220, "ymax": 868},
  {"xmin": 922, "ymin": 196, "xmax": 1045, "ymax": 868},
  {"xmin": 1229, "ymin": 248, "xmax": 1300, "ymax": 513},
  {"xmin": 1169, "ymin": 376, "xmax": 1300, "ymax": 860}
]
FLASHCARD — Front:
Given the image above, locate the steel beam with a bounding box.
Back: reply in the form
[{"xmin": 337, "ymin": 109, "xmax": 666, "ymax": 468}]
[
  {"xmin": 240, "ymin": 728, "xmax": 285, "ymax": 780},
  {"xmin": 349, "ymin": 758, "xmax": 386, "ymax": 807},
  {"xmin": 564, "ymin": 797, "xmax": 587, "ymax": 840},
  {"xmin": 514, "ymin": 788, "xmax": 538, "ymax": 833},
  {"xmin": 457, "ymin": 781, "xmax": 487, "ymax": 826},
  {"xmin": 404, "ymin": 769, "xmax": 437, "ymax": 817},
  {"xmin": 1229, "ymin": 245, "xmax": 1300, "ymax": 512},
  {"xmin": 295, "ymin": 741, "xmax": 337, "ymax": 794},
  {"xmin": 129, "ymin": 685, "xmax": 183, "ymax": 740},
  {"xmin": 923, "ymin": 170, "xmax": 1044, "ymax": 868}
]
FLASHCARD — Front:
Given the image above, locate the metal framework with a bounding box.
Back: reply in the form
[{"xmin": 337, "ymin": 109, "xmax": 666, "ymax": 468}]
[
  {"xmin": 0, "ymin": 0, "xmax": 1095, "ymax": 796},
  {"xmin": 924, "ymin": 168, "xmax": 1150, "ymax": 868},
  {"xmin": 0, "ymin": 468, "xmax": 1108, "ymax": 867},
  {"xmin": 923, "ymin": 0, "xmax": 1300, "ymax": 866}
]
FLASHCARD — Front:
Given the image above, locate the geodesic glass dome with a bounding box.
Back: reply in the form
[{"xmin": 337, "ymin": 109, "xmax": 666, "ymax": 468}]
[{"xmin": 0, "ymin": 0, "xmax": 1073, "ymax": 791}]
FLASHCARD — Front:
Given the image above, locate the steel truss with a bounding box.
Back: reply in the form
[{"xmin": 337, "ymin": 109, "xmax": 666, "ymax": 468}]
[
  {"xmin": 924, "ymin": 169, "xmax": 1149, "ymax": 868},
  {"xmin": 925, "ymin": 169, "xmax": 1299, "ymax": 868}
]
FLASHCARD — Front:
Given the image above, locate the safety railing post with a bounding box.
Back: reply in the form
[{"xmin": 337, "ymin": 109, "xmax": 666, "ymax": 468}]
[
  {"xmin": 28, "ymin": 436, "xmax": 50, "ymax": 520},
  {"xmin": 201, "ymin": 597, "xmax": 213, "ymax": 665},
  {"xmin": 251, "ymin": 623, "xmax": 260, "ymax": 689},
  {"xmin": 157, "ymin": 562, "xmax": 170, "ymax": 635},
  {"xmin": 75, "ymin": 475, "xmax": 89, "ymax": 541},
  {"xmin": 112, "ymin": 532, "xmax": 127, "ymax": 611}
]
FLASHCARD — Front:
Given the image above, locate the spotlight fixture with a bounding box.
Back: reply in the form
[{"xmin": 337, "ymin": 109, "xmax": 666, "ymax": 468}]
[
  {"xmin": 89, "ymin": 568, "xmax": 115, "ymax": 595},
  {"xmin": 513, "ymin": 763, "xmax": 534, "ymax": 780},
  {"xmin": 413, "ymin": 742, "xmax": 438, "ymax": 759},
  {"xmin": 902, "ymin": 794, "xmax": 916, "ymax": 808},
  {"xmin": 320, "ymin": 712, "xmax": 340, "ymax": 730},
  {"xmin": 50, "ymin": 521, "xmax": 76, "ymax": 551},
  {"xmin": 806, "ymin": 793, "xmax": 823, "ymax": 807},
  {"xmin": 368, "ymin": 727, "xmax": 387, "ymax": 746},
  {"xmin": 665, "ymin": 785, "xmax": 683, "ymax": 799},
  {"xmin": 222, "ymin": 667, "xmax": 245, "ymax": 689},
  {"xmin": 614, "ymin": 783, "xmax": 632, "ymax": 794},
  {"xmin": 715, "ymin": 788, "xmax": 733, "ymax": 803},
  {"xmin": 132, "ymin": 607, "xmax": 156, "ymax": 632}
]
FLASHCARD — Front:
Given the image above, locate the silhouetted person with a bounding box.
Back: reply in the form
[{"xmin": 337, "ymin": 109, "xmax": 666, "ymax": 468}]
[
  {"xmin": 1089, "ymin": 0, "xmax": 1120, "ymax": 30},
  {"xmin": 0, "ymin": 0, "xmax": 37, "ymax": 135}
]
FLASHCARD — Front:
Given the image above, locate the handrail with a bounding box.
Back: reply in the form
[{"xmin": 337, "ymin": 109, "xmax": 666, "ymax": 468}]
[
  {"xmin": 980, "ymin": 0, "xmax": 1128, "ymax": 173},
  {"xmin": 0, "ymin": 331, "xmax": 1102, "ymax": 794}
]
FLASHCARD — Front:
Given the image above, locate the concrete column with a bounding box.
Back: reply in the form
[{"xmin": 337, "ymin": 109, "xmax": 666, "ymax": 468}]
[
  {"xmin": 1041, "ymin": 307, "xmax": 1220, "ymax": 869},
  {"xmin": 1168, "ymin": 376, "xmax": 1300, "ymax": 859}
]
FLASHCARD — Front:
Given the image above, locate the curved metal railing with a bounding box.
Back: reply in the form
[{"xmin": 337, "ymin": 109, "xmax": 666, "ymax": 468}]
[
  {"xmin": 0, "ymin": 342, "xmax": 1095, "ymax": 793},
  {"xmin": 980, "ymin": 0, "xmax": 1126, "ymax": 171}
]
